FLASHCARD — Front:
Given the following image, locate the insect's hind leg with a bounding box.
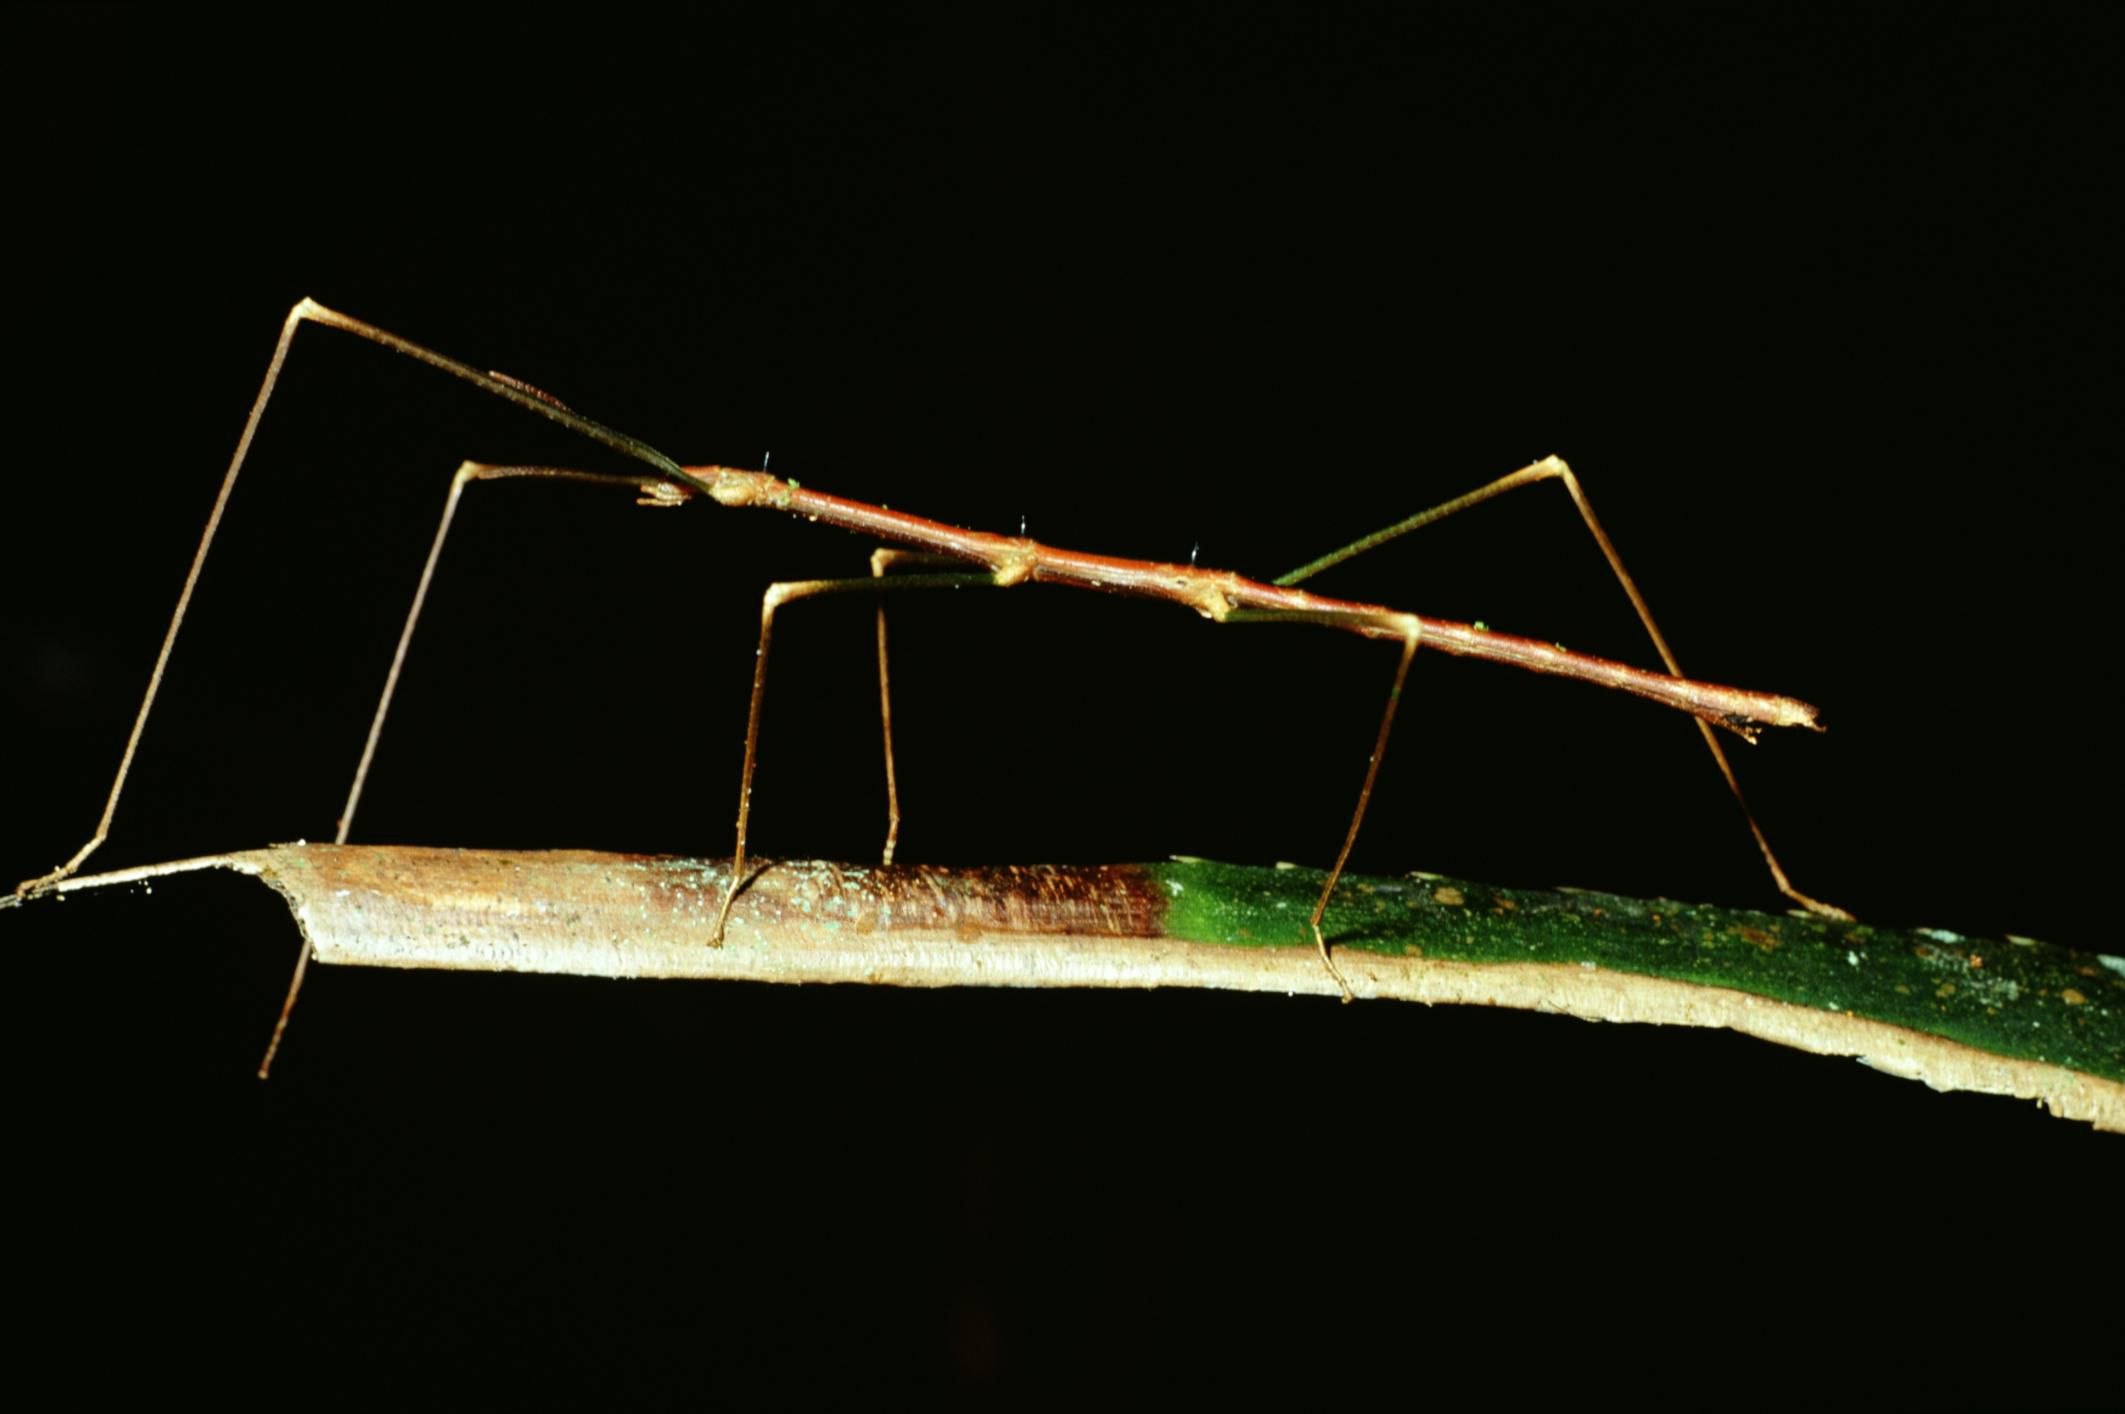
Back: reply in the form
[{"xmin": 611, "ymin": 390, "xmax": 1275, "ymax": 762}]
[
  {"xmin": 714, "ymin": 567, "xmax": 1008, "ymax": 944},
  {"xmin": 1277, "ymin": 456, "xmax": 1849, "ymax": 921},
  {"xmin": 1222, "ymin": 608, "xmax": 1425, "ymax": 1003}
]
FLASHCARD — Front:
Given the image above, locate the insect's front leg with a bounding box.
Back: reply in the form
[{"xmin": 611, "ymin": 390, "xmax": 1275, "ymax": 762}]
[
  {"xmin": 335, "ymin": 463, "xmax": 691, "ymax": 846},
  {"xmin": 256, "ymin": 463, "xmax": 695, "ymax": 1079},
  {"xmin": 16, "ymin": 297, "xmax": 700, "ymax": 904},
  {"xmin": 11, "ymin": 305, "xmax": 311, "ymax": 902}
]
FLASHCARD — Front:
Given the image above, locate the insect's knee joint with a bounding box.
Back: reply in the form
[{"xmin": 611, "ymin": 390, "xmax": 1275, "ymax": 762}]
[{"xmin": 760, "ymin": 579, "xmax": 831, "ymax": 616}]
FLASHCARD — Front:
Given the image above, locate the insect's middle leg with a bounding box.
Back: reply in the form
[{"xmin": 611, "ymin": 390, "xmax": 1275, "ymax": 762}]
[
  {"xmin": 870, "ymin": 549, "xmax": 968, "ymax": 865},
  {"xmin": 713, "ymin": 567, "xmax": 1007, "ymax": 944},
  {"xmin": 1276, "ymin": 456, "xmax": 1848, "ymax": 921}
]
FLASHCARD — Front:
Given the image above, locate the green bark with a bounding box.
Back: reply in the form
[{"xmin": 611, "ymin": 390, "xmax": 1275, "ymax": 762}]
[
  {"xmin": 1154, "ymin": 858, "xmax": 2122, "ymax": 1085},
  {"xmin": 18, "ymin": 844, "xmax": 2121, "ymax": 1125}
]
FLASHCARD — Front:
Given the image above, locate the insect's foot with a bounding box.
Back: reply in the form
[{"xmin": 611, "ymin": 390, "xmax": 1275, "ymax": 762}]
[
  {"xmin": 14, "ymin": 838, "xmax": 103, "ymax": 901},
  {"xmin": 712, "ymin": 859, "xmax": 775, "ymax": 945},
  {"xmin": 1782, "ymin": 882, "xmax": 1856, "ymax": 923},
  {"xmin": 709, "ymin": 867, "xmax": 747, "ymax": 948},
  {"xmin": 1311, "ymin": 922, "xmax": 1357, "ymax": 1004},
  {"xmin": 13, "ymin": 867, "xmax": 68, "ymax": 902}
]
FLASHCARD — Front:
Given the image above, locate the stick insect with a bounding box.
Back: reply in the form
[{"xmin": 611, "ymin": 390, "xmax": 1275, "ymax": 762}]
[{"xmin": 11, "ymin": 299, "xmax": 1847, "ymax": 1074}]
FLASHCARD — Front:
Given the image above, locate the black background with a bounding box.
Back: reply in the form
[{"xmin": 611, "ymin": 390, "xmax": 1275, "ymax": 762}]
[{"xmin": 5, "ymin": 6, "xmax": 2117, "ymax": 1405}]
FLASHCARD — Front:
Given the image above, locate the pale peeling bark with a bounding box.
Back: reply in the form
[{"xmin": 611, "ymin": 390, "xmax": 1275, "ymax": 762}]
[{"xmin": 22, "ymin": 843, "xmax": 2123, "ymax": 1131}]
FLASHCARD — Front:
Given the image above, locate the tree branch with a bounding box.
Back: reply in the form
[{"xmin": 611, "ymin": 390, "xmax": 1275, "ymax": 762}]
[{"xmin": 22, "ymin": 844, "xmax": 2121, "ymax": 1130}]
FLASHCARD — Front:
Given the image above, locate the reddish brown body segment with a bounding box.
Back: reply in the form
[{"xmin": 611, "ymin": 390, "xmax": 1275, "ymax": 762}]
[{"xmin": 696, "ymin": 467, "xmax": 1818, "ymax": 736}]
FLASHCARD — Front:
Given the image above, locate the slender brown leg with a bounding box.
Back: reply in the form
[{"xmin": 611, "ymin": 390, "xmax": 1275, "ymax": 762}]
[
  {"xmin": 17, "ymin": 298, "xmax": 700, "ymax": 904},
  {"xmin": 1277, "ymin": 456, "xmax": 1848, "ymax": 921},
  {"xmin": 13, "ymin": 304, "xmax": 308, "ymax": 900},
  {"xmin": 256, "ymin": 462, "xmax": 684, "ymax": 1078},
  {"xmin": 870, "ymin": 549, "xmax": 967, "ymax": 865},
  {"xmin": 1225, "ymin": 609, "xmax": 1425, "ymax": 1001},
  {"xmin": 337, "ymin": 464, "xmax": 678, "ymax": 845},
  {"xmin": 713, "ymin": 570, "xmax": 1004, "ymax": 944}
]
